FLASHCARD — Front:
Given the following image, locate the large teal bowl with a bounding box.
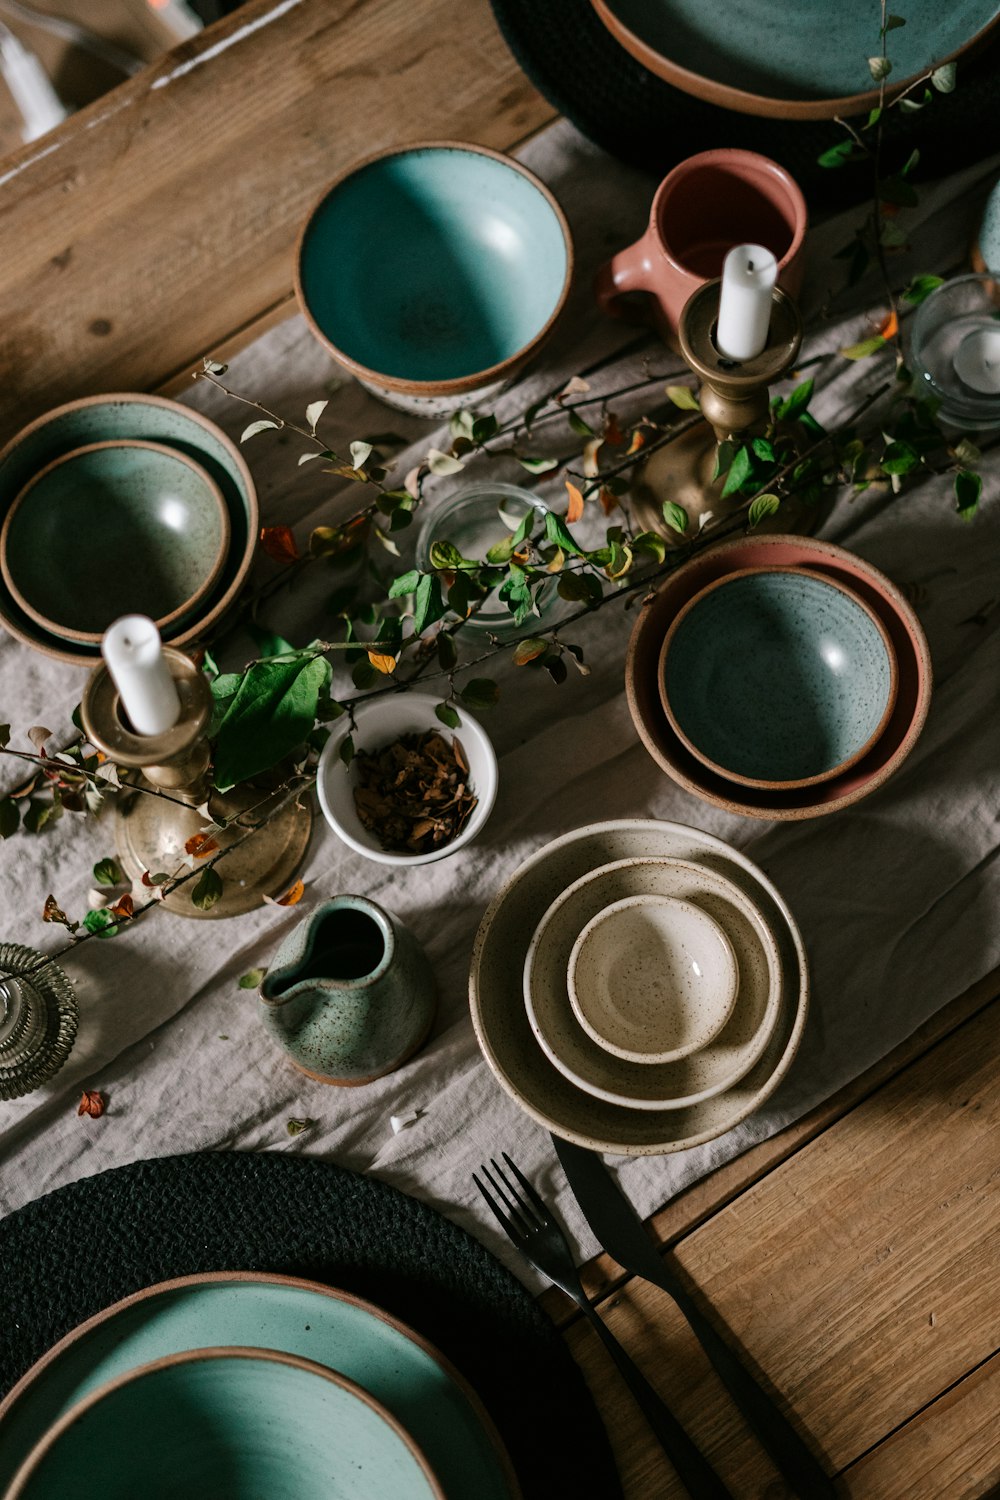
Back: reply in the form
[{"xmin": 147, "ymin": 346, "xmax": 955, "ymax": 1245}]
[
  {"xmin": 7, "ymin": 1347, "xmax": 445, "ymax": 1500},
  {"xmin": 296, "ymin": 143, "xmax": 572, "ymax": 398},
  {"xmin": 658, "ymin": 567, "xmax": 898, "ymax": 790},
  {"xmin": 0, "ymin": 394, "xmax": 258, "ymax": 665}
]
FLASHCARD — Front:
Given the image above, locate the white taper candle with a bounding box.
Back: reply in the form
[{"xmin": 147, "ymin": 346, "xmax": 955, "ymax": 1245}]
[
  {"xmin": 102, "ymin": 615, "xmax": 181, "ymax": 736},
  {"xmin": 715, "ymin": 244, "xmax": 778, "ymax": 362},
  {"xmin": 954, "ymin": 326, "xmax": 1000, "ymax": 395}
]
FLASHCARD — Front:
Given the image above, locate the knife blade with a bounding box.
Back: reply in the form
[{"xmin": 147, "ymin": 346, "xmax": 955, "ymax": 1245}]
[{"xmin": 553, "ymin": 1133, "xmax": 836, "ymax": 1499}]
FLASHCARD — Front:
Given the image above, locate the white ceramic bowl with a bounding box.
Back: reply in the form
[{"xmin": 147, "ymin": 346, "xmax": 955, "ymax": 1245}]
[
  {"xmin": 523, "ymin": 856, "xmax": 783, "ymax": 1110},
  {"xmin": 568, "ymin": 893, "xmax": 739, "ymax": 1063},
  {"xmin": 317, "ymin": 693, "xmax": 498, "ymax": 866}
]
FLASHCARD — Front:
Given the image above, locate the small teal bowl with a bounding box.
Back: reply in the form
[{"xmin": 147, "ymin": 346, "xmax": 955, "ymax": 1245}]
[
  {"xmin": 296, "ymin": 142, "xmax": 572, "ymax": 406},
  {"xmin": 658, "ymin": 566, "xmax": 898, "ymax": 790},
  {"xmin": 6, "ymin": 1347, "xmax": 445, "ymax": 1500}
]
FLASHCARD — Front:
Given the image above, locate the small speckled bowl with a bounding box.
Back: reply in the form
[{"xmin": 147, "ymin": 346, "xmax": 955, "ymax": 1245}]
[
  {"xmin": 524, "ymin": 857, "xmax": 783, "ymax": 1110},
  {"xmin": 658, "ymin": 566, "xmax": 898, "ymax": 791},
  {"xmin": 1, "ymin": 440, "xmax": 230, "ymax": 645},
  {"xmin": 568, "ymin": 893, "xmax": 739, "ymax": 1064}
]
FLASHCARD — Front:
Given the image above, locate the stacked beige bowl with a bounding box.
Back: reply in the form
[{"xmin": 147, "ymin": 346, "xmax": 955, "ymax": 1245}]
[{"xmin": 470, "ymin": 820, "xmax": 808, "ymax": 1155}]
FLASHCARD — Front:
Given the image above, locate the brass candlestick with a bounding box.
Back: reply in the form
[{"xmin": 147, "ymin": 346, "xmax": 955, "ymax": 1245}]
[
  {"xmin": 632, "ymin": 280, "xmax": 821, "ymax": 541},
  {"xmin": 81, "ymin": 648, "xmax": 313, "ymax": 920}
]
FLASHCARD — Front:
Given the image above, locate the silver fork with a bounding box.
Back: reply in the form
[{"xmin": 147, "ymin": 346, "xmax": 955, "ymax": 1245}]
[{"xmin": 475, "ymin": 1153, "xmax": 734, "ymax": 1500}]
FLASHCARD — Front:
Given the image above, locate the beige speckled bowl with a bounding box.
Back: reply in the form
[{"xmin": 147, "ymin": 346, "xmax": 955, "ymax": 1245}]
[
  {"xmin": 525, "ymin": 858, "xmax": 782, "ymax": 1110},
  {"xmin": 469, "ymin": 818, "xmax": 808, "ymax": 1155}
]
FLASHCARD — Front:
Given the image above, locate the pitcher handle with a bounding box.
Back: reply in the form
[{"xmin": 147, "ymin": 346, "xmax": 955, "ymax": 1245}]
[{"xmin": 594, "ymin": 227, "xmax": 658, "ymax": 322}]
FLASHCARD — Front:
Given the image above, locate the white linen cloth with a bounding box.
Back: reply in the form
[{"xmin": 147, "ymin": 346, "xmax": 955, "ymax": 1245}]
[{"xmin": 0, "ymin": 122, "xmax": 998, "ymax": 1286}]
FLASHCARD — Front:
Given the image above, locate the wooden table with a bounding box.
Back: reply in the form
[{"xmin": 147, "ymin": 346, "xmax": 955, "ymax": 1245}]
[{"xmin": 2, "ymin": 3, "xmax": 998, "ymax": 1494}]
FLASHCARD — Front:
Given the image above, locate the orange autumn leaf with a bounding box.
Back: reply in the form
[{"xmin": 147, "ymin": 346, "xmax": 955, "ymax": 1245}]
[
  {"xmin": 259, "ymin": 525, "xmax": 300, "ymax": 566},
  {"xmin": 599, "ymin": 486, "xmax": 619, "ymax": 516},
  {"xmin": 627, "ymin": 429, "xmax": 647, "ymax": 455},
  {"xmin": 603, "ymin": 412, "xmax": 625, "ymax": 447},
  {"xmin": 185, "ymin": 831, "xmax": 219, "ymax": 858},
  {"xmin": 78, "ymin": 1090, "xmax": 106, "ymax": 1118},
  {"xmin": 264, "ymin": 878, "xmax": 306, "ymax": 908},
  {"xmin": 367, "ymin": 649, "xmax": 397, "ymax": 675},
  {"xmin": 878, "ymin": 309, "xmax": 899, "ymax": 340},
  {"xmin": 565, "ymin": 480, "xmax": 585, "ymax": 523},
  {"xmin": 108, "ymin": 893, "xmax": 134, "ymax": 922},
  {"xmin": 42, "ymin": 893, "xmax": 69, "ymax": 924}
]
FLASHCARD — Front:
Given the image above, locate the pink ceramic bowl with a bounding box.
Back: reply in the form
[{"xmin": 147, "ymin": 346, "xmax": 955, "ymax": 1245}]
[{"xmin": 625, "ymin": 533, "xmax": 932, "ymax": 820}]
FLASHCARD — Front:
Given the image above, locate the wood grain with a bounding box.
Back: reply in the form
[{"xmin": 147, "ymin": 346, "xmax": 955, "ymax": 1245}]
[
  {"xmin": 0, "ymin": 0, "xmax": 554, "ymax": 441},
  {"xmin": 561, "ymin": 988, "xmax": 1000, "ymax": 1497}
]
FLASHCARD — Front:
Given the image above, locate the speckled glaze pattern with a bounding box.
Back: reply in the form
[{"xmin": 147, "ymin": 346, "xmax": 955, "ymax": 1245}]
[
  {"xmin": 625, "ymin": 534, "xmax": 932, "ymax": 819},
  {"xmin": 6, "ymin": 1347, "xmax": 445, "ymax": 1500},
  {"xmin": 0, "ymin": 394, "xmax": 258, "ymax": 665},
  {"xmin": 296, "ymin": 142, "xmax": 572, "ymax": 399},
  {"xmin": 470, "ymin": 820, "xmax": 807, "ymax": 1153},
  {"xmin": 259, "ymin": 897, "xmax": 436, "ymax": 1085},
  {"xmin": 524, "ymin": 856, "xmax": 783, "ymax": 1111},
  {"xmin": 659, "ymin": 566, "xmax": 898, "ymax": 789},
  {"xmin": 976, "ymin": 176, "xmax": 1000, "ymax": 274},
  {"xmin": 568, "ymin": 893, "xmax": 739, "ymax": 1063},
  {"xmin": 2, "ymin": 440, "xmax": 229, "ymax": 644}
]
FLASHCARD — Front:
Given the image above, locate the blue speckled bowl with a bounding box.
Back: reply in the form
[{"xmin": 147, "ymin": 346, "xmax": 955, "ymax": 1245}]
[
  {"xmin": 296, "ymin": 143, "xmax": 572, "ymax": 401},
  {"xmin": 658, "ymin": 566, "xmax": 898, "ymax": 790},
  {"xmin": 7, "ymin": 1347, "xmax": 445, "ymax": 1500}
]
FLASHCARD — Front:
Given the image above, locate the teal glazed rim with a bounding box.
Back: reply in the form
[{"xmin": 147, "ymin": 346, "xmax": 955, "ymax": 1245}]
[{"xmin": 294, "ymin": 140, "xmax": 574, "ymax": 397}]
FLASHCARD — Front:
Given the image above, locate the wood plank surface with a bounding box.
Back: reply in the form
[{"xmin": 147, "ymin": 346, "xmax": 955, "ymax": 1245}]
[
  {"xmin": 0, "ymin": 0, "xmax": 554, "ymax": 442},
  {"xmin": 561, "ymin": 986, "xmax": 1000, "ymax": 1497}
]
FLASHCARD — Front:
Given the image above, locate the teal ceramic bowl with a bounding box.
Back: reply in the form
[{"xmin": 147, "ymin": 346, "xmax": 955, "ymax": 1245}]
[
  {"xmin": 2, "ymin": 440, "xmax": 230, "ymax": 645},
  {"xmin": 0, "ymin": 394, "xmax": 258, "ymax": 665},
  {"xmin": 657, "ymin": 566, "xmax": 898, "ymax": 790},
  {"xmin": 296, "ymin": 142, "xmax": 572, "ymax": 405},
  {"xmin": 7, "ymin": 1347, "xmax": 445, "ymax": 1500}
]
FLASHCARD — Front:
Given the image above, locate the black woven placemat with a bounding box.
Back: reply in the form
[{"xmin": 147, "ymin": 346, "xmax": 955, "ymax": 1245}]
[
  {"xmin": 0, "ymin": 1152, "xmax": 622, "ymax": 1499},
  {"xmin": 491, "ymin": 0, "xmax": 1000, "ymax": 213}
]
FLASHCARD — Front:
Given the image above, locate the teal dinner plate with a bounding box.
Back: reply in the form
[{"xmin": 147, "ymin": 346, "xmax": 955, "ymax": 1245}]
[
  {"xmin": 659, "ymin": 567, "xmax": 897, "ymax": 789},
  {"xmin": 7, "ymin": 1348, "xmax": 443, "ymax": 1500},
  {"xmin": 0, "ymin": 394, "xmax": 257, "ymax": 664},
  {"xmin": 592, "ymin": 0, "xmax": 1000, "ymax": 116},
  {"xmin": 0, "ymin": 1273, "xmax": 518, "ymax": 1500}
]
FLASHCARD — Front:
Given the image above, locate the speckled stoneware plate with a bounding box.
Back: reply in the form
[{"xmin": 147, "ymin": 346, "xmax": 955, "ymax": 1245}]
[
  {"xmin": 0, "ymin": 1273, "xmax": 519, "ymax": 1500},
  {"xmin": 590, "ymin": 0, "xmax": 1000, "ymax": 119},
  {"xmin": 0, "ymin": 394, "xmax": 258, "ymax": 666},
  {"xmin": 470, "ymin": 819, "xmax": 808, "ymax": 1155},
  {"xmin": 6, "ymin": 1347, "xmax": 444, "ymax": 1500},
  {"xmin": 525, "ymin": 857, "xmax": 783, "ymax": 1109}
]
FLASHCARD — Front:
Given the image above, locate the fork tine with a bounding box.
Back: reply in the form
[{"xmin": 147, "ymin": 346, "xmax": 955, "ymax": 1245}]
[
  {"xmin": 484, "ymin": 1159, "xmax": 535, "ymax": 1233},
  {"xmin": 473, "ymin": 1170, "xmax": 518, "ymax": 1240},
  {"xmin": 502, "ymin": 1151, "xmax": 554, "ymax": 1224}
]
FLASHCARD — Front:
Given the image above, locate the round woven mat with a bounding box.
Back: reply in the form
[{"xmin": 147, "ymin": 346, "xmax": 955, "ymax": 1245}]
[
  {"xmin": 491, "ymin": 0, "xmax": 1000, "ymax": 211},
  {"xmin": 0, "ymin": 1152, "xmax": 622, "ymax": 1499}
]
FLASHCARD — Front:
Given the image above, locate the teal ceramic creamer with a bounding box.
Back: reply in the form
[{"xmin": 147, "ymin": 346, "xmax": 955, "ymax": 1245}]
[{"xmin": 259, "ymin": 897, "xmax": 436, "ymax": 1084}]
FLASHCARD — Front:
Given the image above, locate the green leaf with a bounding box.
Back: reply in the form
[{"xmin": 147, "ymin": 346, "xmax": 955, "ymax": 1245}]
[
  {"xmin": 0, "ymin": 797, "xmax": 18, "ymax": 839},
  {"xmin": 286, "ymin": 1117, "xmax": 316, "ymax": 1136},
  {"xmin": 435, "ymin": 702, "xmax": 460, "ymax": 729},
  {"xmin": 437, "ymin": 632, "xmax": 458, "ymax": 670},
  {"xmin": 712, "ymin": 439, "xmax": 734, "ymax": 482},
  {"xmin": 544, "ymin": 511, "xmax": 585, "ymax": 557},
  {"xmin": 879, "ymin": 220, "xmax": 908, "ymax": 249},
  {"xmin": 472, "ymin": 413, "xmax": 499, "ymax": 443},
  {"xmin": 879, "ymin": 175, "xmax": 919, "ymax": 208},
  {"xmin": 866, "ymin": 106, "xmax": 883, "ymax": 126},
  {"xmin": 931, "ymin": 61, "xmax": 956, "ymax": 92},
  {"xmin": 952, "ymin": 437, "xmax": 981, "ymax": 466},
  {"xmin": 818, "ymin": 139, "xmax": 861, "ymax": 169},
  {"xmin": 387, "ymin": 569, "xmax": 421, "ymax": 599},
  {"xmin": 954, "ymin": 469, "xmax": 982, "ymax": 520},
  {"xmin": 884, "ymin": 13, "xmax": 906, "ymax": 30},
  {"xmin": 0, "ymin": 724, "xmax": 9, "ymax": 748},
  {"xmin": 413, "ymin": 574, "xmax": 445, "ymax": 636},
  {"xmin": 23, "ymin": 800, "xmax": 61, "ymax": 834},
  {"xmin": 720, "ymin": 445, "xmax": 753, "ymax": 499},
  {"xmin": 82, "ymin": 908, "xmax": 117, "ymax": 937},
  {"xmin": 191, "ymin": 867, "xmax": 223, "ymax": 912},
  {"xmin": 665, "ymin": 384, "xmax": 700, "ymax": 411},
  {"xmin": 881, "ymin": 440, "xmax": 920, "ymax": 475},
  {"xmin": 901, "ymin": 274, "xmax": 945, "ymax": 305},
  {"xmin": 568, "ymin": 410, "xmax": 595, "ymax": 437},
  {"xmin": 351, "ymin": 659, "xmax": 377, "ymax": 690},
  {"xmin": 459, "ymin": 678, "xmax": 500, "ymax": 710},
  {"xmin": 841, "ymin": 335, "xmax": 887, "ymax": 361},
  {"xmin": 513, "ymin": 636, "xmax": 549, "ymax": 665},
  {"xmin": 428, "ymin": 540, "xmax": 465, "ymax": 571},
  {"xmin": 661, "ymin": 500, "xmax": 688, "ymax": 534},
  {"xmin": 339, "ymin": 734, "xmax": 355, "ymax": 767},
  {"xmin": 517, "ymin": 455, "xmax": 559, "ymax": 474},
  {"xmin": 93, "ymin": 857, "xmax": 124, "ymax": 887},
  {"xmin": 485, "ymin": 534, "xmax": 517, "ymax": 566},
  {"xmin": 868, "ymin": 55, "xmax": 892, "ymax": 81},
  {"xmin": 747, "ymin": 494, "xmax": 781, "ymax": 529},
  {"xmin": 632, "ymin": 530, "xmax": 667, "ymax": 563},
  {"xmin": 776, "ymin": 379, "xmax": 814, "ymax": 420},
  {"xmin": 212, "ymin": 653, "xmax": 331, "ymax": 791},
  {"xmin": 240, "ymin": 419, "xmax": 280, "ymax": 442},
  {"xmin": 751, "ymin": 436, "xmax": 776, "ymax": 464},
  {"xmin": 557, "ymin": 572, "xmax": 603, "ymax": 604},
  {"xmin": 901, "ymin": 148, "xmax": 921, "ymax": 177},
  {"xmin": 238, "ymin": 968, "xmax": 267, "ymax": 989}
]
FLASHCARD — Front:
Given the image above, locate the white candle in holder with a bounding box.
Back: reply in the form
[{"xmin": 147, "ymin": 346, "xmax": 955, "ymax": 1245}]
[
  {"xmin": 102, "ymin": 615, "xmax": 181, "ymax": 736},
  {"xmin": 716, "ymin": 244, "xmax": 778, "ymax": 362},
  {"xmin": 953, "ymin": 326, "xmax": 1000, "ymax": 394}
]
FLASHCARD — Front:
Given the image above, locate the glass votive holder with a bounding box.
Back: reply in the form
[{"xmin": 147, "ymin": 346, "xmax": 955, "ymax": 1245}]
[
  {"xmin": 416, "ymin": 482, "xmax": 558, "ymax": 640},
  {"xmin": 0, "ymin": 944, "xmax": 78, "ymax": 1100},
  {"xmin": 909, "ymin": 273, "xmax": 1000, "ymax": 428}
]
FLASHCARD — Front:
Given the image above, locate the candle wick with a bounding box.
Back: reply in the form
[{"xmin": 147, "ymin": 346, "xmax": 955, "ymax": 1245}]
[{"xmin": 747, "ymin": 260, "xmax": 755, "ymax": 271}]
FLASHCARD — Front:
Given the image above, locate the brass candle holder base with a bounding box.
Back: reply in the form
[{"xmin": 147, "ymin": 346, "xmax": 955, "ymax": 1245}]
[
  {"xmin": 82, "ymin": 649, "xmax": 313, "ymax": 920},
  {"xmin": 632, "ymin": 280, "xmax": 826, "ymax": 542}
]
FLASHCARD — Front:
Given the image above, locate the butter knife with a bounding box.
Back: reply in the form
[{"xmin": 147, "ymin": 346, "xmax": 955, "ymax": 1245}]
[{"xmin": 553, "ymin": 1134, "xmax": 835, "ymax": 1499}]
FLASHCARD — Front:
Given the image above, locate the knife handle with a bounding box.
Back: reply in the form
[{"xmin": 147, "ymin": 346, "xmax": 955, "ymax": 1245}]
[
  {"xmin": 652, "ymin": 1272, "xmax": 836, "ymax": 1499},
  {"xmin": 580, "ymin": 1301, "xmax": 734, "ymax": 1500}
]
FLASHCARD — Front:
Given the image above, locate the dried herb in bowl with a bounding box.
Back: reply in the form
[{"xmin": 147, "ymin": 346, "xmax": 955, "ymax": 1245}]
[{"xmin": 352, "ymin": 731, "xmax": 478, "ymax": 855}]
